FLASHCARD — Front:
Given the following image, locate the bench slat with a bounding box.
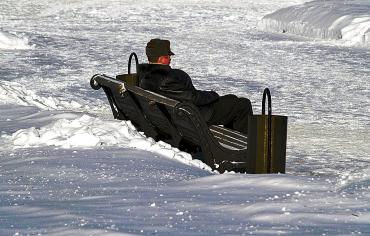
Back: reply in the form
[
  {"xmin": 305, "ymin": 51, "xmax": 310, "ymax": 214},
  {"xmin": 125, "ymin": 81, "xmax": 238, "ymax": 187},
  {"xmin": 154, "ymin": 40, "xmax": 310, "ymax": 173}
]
[{"xmin": 210, "ymin": 129, "xmax": 247, "ymax": 150}]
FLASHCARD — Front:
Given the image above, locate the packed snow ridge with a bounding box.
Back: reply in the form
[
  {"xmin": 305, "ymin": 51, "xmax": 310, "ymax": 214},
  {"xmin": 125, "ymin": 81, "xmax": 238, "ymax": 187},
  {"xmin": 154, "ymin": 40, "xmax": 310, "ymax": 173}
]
[
  {"xmin": 0, "ymin": 81, "xmax": 213, "ymax": 172},
  {"xmin": 3, "ymin": 114, "xmax": 213, "ymax": 172},
  {"xmin": 261, "ymin": 0, "xmax": 370, "ymax": 47},
  {"xmin": 0, "ymin": 30, "xmax": 34, "ymax": 49}
]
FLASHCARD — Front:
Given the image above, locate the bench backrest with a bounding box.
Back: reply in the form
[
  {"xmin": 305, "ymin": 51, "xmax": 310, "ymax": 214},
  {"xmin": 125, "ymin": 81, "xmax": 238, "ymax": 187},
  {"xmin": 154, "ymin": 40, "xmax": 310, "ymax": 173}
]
[{"xmin": 92, "ymin": 74, "xmax": 247, "ymax": 150}]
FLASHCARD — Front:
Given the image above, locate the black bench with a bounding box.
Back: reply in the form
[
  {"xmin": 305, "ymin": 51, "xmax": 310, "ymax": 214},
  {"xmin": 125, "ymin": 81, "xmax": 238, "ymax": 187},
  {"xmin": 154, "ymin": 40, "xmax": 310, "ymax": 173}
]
[
  {"xmin": 90, "ymin": 74, "xmax": 254, "ymax": 173},
  {"xmin": 90, "ymin": 53, "xmax": 287, "ymax": 174}
]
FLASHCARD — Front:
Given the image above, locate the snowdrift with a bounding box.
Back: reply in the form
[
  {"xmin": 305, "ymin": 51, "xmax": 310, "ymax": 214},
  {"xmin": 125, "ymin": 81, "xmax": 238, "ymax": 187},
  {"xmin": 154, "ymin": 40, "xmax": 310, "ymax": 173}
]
[
  {"xmin": 2, "ymin": 112, "xmax": 212, "ymax": 172},
  {"xmin": 0, "ymin": 30, "xmax": 33, "ymax": 49},
  {"xmin": 0, "ymin": 81, "xmax": 212, "ymax": 172},
  {"xmin": 261, "ymin": 0, "xmax": 370, "ymax": 47}
]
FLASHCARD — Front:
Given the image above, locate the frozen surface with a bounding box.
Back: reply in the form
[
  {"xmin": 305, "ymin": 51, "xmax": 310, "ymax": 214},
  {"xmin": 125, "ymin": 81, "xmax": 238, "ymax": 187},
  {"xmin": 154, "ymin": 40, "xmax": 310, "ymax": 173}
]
[
  {"xmin": 0, "ymin": 0, "xmax": 369, "ymax": 235},
  {"xmin": 261, "ymin": 0, "xmax": 370, "ymax": 47}
]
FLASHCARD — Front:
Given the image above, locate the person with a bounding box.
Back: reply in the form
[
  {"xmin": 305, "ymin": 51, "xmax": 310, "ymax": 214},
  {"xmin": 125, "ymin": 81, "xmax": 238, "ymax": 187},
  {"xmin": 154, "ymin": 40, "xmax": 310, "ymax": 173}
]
[{"xmin": 139, "ymin": 38, "xmax": 253, "ymax": 134}]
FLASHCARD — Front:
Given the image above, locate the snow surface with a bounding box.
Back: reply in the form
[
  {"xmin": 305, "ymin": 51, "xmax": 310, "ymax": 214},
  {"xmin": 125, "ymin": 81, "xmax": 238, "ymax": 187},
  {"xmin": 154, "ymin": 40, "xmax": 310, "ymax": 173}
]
[
  {"xmin": 0, "ymin": 31, "xmax": 34, "ymax": 50},
  {"xmin": 1, "ymin": 0, "xmax": 370, "ymax": 235},
  {"xmin": 261, "ymin": 0, "xmax": 370, "ymax": 47},
  {"xmin": 2, "ymin": 112, "xmax": 211, "ymax": 172}
]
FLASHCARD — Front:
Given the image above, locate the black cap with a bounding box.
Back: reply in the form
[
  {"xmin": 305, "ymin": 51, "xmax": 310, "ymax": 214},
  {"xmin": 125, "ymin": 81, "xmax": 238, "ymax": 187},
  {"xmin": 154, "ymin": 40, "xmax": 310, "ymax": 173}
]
[{"xmin": 146, "ymin": 38, "xmax": 175, "ymax": 58}]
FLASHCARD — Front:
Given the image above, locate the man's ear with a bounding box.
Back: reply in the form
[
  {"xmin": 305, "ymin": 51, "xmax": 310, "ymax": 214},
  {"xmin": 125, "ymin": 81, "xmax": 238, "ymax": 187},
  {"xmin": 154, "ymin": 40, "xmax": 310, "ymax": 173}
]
[{"xmin": 158, "ymin": 56, "xmax": 170, "ymax": 65}]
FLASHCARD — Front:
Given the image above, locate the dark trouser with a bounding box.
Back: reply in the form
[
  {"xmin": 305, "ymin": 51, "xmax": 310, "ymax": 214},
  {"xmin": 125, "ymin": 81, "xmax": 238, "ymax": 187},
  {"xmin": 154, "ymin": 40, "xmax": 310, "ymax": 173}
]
[{"xmin": 207, "ymin": 94, "xmax": 253, "ymax": 134}]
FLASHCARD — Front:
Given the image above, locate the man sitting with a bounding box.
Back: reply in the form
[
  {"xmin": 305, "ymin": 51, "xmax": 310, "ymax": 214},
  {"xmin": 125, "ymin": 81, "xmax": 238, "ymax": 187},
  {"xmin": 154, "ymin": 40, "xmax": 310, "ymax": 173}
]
[{"xmin": 139, "ymin": 38, "xmax": 253, "ymax": 134}]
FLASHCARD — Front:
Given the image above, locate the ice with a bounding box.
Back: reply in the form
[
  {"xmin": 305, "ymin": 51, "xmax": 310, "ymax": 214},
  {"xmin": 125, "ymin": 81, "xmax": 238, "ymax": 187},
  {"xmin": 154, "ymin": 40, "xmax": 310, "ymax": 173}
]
[{"xmin": 261, "ymin": 0, "xmax": 370, "ymax": 47}]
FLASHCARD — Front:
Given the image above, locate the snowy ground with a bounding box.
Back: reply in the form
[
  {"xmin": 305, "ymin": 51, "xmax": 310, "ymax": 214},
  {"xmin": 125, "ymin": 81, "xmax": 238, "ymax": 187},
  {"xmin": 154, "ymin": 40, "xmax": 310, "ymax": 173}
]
[
  {"xmin": 261, "ymin": 0, "xmax": 370, "ymax": 47},
  {"xmin": 1, "ymin": 0, "xmax": 369, "ymax": 235}
]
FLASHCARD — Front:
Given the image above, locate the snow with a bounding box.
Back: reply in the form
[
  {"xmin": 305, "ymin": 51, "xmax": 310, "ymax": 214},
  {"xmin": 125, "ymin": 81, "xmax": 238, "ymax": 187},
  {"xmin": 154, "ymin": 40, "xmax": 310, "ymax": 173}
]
[
  {"xmin": 0, "ymin": 30, "xmax": 34, "ymax": 50},
  {"xmin": 0, "ymin": 81, "xmax": 85, "ymax": 110},
  {"xmin": 2, "ymin": 110, "xmax": 211, "ymax": 171},
  {"xmin": 1, "ymin": 0, "xmax": 370, "ymax": 235},
  {"xmin": 261, "ymin": 0, "xmax": 370, "ymax": 47}
]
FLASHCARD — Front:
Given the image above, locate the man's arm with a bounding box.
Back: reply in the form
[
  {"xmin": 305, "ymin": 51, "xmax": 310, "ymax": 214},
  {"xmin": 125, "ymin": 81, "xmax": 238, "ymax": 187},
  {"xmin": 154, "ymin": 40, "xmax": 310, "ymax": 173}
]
[{"xmin": 160, "ymin": 69, "xmax": 219, "ymax": 106}]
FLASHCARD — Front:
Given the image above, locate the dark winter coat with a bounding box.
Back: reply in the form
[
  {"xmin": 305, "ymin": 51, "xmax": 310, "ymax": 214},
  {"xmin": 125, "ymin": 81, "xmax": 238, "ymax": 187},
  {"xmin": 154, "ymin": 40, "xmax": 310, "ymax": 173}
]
[{"xmin": 138, "ymin": 64, "xmax": 219, "ymax": 121}]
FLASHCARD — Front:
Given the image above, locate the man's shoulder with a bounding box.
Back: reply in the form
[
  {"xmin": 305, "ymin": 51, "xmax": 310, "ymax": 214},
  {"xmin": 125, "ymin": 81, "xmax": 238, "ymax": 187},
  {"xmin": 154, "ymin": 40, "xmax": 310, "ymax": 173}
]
[
  {"xmin": 169, "ymin": 68, "xmax": 191, "ymax": 79},
  {"xmin": 170, "ymin": 67, "xmax": 187, "ymax": 74}
]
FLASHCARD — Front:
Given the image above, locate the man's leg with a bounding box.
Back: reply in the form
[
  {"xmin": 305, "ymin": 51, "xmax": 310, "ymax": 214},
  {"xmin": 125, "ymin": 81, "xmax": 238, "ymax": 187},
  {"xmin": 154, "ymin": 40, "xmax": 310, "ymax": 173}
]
[{"xmin": 207, "ymin": 94, "xmax": 253, "ymax": 134}]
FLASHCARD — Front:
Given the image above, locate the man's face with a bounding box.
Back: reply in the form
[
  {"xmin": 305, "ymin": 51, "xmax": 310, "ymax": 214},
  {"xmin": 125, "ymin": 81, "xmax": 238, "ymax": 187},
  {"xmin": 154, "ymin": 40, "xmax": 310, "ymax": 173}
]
[{"xmin": 158, "ymin": 55, "xmax": 171, "ymax": 65}]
